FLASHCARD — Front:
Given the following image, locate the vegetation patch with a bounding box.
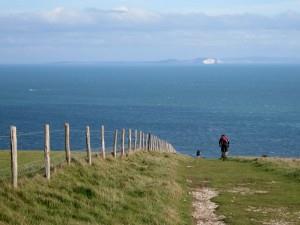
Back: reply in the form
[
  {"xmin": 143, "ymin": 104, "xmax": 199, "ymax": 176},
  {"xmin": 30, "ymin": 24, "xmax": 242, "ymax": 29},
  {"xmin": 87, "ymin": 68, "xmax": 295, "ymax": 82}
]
[
  {"xmin": 0, "ymin": 151, "xmax": 191, "ymax": 225},
  {"xmin": 181, "ymin": 157, "xmax": 300, "ymax": 225},
  {"xmin": 0, "ymin": 151, "xmax": 299, "ymax": 224}
]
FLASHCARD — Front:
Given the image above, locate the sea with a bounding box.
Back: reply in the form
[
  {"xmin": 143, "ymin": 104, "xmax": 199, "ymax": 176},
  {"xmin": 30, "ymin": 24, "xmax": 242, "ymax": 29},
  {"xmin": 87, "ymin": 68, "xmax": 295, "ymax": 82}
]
[{"xmin": 0, "ymin": 64, "xmax": 299, "ymax": 158}]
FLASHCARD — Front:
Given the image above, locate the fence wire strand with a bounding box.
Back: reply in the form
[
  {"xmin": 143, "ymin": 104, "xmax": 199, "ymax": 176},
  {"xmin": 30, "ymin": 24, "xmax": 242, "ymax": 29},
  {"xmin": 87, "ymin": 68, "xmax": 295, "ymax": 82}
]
[{"xmin": 0, "ymin": 125, "xmax": 176, "ymax": 182}]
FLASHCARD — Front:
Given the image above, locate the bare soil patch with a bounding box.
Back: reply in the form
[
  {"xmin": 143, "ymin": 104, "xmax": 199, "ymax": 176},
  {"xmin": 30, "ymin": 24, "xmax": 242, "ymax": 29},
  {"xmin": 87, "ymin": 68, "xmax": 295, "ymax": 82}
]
[{"xmin": 192, "ymin": 187, "xmax": 225, "ymax": 225}]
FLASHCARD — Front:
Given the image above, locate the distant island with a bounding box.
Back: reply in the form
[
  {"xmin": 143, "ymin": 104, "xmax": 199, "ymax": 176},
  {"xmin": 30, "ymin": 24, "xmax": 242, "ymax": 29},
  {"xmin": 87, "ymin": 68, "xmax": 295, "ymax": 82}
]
[{"xmin": 44, "ymin": 56, "xmax": 300, "ymax": 66}]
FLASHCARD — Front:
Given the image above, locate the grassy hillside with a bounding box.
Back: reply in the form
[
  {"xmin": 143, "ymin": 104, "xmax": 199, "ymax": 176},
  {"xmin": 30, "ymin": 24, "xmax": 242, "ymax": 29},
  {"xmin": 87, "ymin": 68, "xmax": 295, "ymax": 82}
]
[
  {"xmin": 0, "ymin": 151, "xmax": 299, "ymax": 225},
  {"xmin": 0, "ymin": 151, "xmax": 191, "ymax": 225}
]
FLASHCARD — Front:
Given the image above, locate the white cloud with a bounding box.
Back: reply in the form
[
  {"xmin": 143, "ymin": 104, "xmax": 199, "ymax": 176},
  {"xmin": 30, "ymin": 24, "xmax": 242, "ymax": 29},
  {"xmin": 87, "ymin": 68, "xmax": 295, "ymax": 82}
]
[
  {"xmin": 1, "ymin": 7, "xmax": 300, "ymax": 32},
  {"xmin": 40, "ymin": 7, "xmax": 94, "ymax": 24},
  {"xmin": 0, "ymin": 7, "xmax": 299, "ymax": 62}
]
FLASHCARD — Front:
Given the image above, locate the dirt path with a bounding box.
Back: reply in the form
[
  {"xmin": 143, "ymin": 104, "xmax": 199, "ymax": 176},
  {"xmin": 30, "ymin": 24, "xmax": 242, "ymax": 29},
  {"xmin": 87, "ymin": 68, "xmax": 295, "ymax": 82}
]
[{"xmin": 192, "ymin": 187, "xmax": 225, "ymax": 225}]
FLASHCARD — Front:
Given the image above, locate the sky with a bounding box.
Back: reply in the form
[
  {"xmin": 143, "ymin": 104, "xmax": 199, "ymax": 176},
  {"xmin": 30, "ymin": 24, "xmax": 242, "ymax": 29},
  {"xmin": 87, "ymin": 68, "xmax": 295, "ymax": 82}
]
[{"xmin": 0, "ymin": 1, "xmax": 300, "ymax": 63}]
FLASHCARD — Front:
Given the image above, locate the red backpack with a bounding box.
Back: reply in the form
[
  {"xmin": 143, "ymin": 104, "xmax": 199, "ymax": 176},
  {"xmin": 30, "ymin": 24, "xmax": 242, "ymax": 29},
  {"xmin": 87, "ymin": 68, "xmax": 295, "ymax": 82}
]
[{"xmin": 220, "ymin": 135, "xmax": 229, "ymax": 145}]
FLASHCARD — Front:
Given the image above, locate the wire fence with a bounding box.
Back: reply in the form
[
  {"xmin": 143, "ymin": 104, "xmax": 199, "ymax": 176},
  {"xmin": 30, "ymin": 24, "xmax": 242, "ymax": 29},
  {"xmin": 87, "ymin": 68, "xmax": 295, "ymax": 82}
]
[
  {"xmin": 0, "ymin": 123, "xmax": 176, "ymax": 188},
  {"xmin": 1, "ymin": 129, "xmax": 122, "ymax": 151}
]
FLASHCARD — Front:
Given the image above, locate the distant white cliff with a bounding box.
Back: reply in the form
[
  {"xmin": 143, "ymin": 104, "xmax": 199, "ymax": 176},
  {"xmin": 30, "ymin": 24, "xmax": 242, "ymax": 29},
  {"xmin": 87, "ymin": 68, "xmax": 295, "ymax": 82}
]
[{"xmin": 202, "ymin": 58, "xmax": 218, "ymax": 65}]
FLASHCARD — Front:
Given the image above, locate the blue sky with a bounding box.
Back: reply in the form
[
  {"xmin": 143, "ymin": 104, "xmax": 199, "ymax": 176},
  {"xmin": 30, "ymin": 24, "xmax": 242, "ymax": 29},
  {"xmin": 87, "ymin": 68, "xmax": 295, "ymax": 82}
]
[
  {"xmin": 0, "ymin": 1, "xmax": 300, "ymax": 63},
  {"xmin": 1, "ymin": 0, "xmax": 300, "ymax": 14}
]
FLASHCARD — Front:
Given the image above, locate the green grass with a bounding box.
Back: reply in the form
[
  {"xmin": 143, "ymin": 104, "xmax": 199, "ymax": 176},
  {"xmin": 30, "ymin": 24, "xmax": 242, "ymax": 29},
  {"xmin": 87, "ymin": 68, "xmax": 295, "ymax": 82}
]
[
  {"xmin": 233, "ymin": 157, "xmax": 300, "ymax": 182},
  {"xmin": 0, "ymin": 151, "xmax": 67, "ymax": 178},
  {"xmin": 181, "ymin": 157, "xmax": 300, "ymax": 225},
  {"xmin": 0, "ymin": 151, "xmax": 191, "ymax": 225},
  {"xmin": 0, "ymin": 151, "xmax": 299, "ymax": 225}
]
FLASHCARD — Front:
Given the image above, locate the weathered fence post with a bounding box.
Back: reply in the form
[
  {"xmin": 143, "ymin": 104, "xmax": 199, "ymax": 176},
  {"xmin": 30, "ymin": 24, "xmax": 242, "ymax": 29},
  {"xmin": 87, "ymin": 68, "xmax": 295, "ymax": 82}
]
[
  {"xmin": 86, "ymin": 126, "xmax": 92, "ymax": 165},
  {"xmin": 101, "ymin": 125, "xmax": 106, "ymax": 159},
  {"xmin": 142, "ymin": 132, "xmax": 145, "ymax": 150},
  {"xmin": 121, "ymin": 128, "xmax": 126, "ymax": 157},
  {"xmin": 44, "ymin": 124, "xmax": 51, "ymax": 180},
  {"xmin": 113, "ymin": 129, "xmax": 118, "ymax": 158},
  {"xmin": 139, "ymin": 131, "xmax": 142, "ymax": 150},
  {"xmin": 128, "ymin": 129, "xmax": 132, "ymax": 153},
  {"xmin": 10, "ymin": 126, "xmax": 18, "ymax": 189},
  {"xmin": 152, "ymin": 135, "xmax": 155, "ymax": 151},
  {"xmin": 64, "ymin": 123, "xmax": 71, "ymax": 165},
  {"xmin": 147, "ymin": 133, "xmax": 151, "ymax": 151},
  {"xmin": 150, "ymin": 134, "xmax": 153, "ymax": 151},
  {"xmin": 145, "ymin": 134, "xmax": 148, "ymax": 150},
  {"xmin": 159, "ymin": 139, "xmax": 162, "ymax": 152},
  {"xmin": 134, "ymin": 129, "xmax": 137, "ymax": 150},
  {"xmin": 158, "ymin": 139, "xmax": 161, "ymax": 152}
]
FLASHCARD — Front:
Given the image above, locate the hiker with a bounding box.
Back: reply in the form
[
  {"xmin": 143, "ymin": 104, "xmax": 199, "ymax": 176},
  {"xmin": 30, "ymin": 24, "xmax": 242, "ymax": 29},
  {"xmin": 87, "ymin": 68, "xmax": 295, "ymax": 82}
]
[
  {"xmin": 196, "ymin": 150, "xmax": 201, "ymax": 158},
  {"xmin": 219, "ymin": 134, "xmax": 230, "ymax": 160}
]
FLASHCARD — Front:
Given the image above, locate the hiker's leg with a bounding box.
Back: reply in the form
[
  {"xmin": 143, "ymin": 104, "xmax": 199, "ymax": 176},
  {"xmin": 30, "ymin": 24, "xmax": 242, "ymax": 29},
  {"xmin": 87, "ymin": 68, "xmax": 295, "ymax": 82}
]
[
  {"xmin": 221, "ymin": 151, "xmax": 225, "ymax": 160},
  {"xmin": 221, "ymin": 146, "xmax": 226, "ymax": 159},
  {"xmin": 224, "ymin": 146, "xmax": 228, "ymax": 159}
]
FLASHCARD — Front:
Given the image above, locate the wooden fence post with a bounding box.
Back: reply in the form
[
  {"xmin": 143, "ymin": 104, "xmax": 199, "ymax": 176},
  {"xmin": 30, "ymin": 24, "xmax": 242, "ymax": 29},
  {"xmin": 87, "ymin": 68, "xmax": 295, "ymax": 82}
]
[
  {"xmin": 159, "ymin": 139, "xmax": 162, "ymax": 152},
  {"xmin": 134, "ymin": 129, "xmax": 137, "ymax": 150},
  {"xmin": 121, "ymin": 128, "xmax": 125, "ymax": 157},
  {"xmin": 128, "ymin": 129, "xmax": 132, "ymax": 153},
  {"xmin": 152, "ymin": 135, "xmax": 155, "ymax": 151},
  {"xmin": 10, "ymin": 126, "xmax": 18, "ymax": 188},
  {"xmin": 158, "ymin": 139, "xmax": 161, "ymax": 152},
  {"xmin": 139, "ymin": 131, "xmax": 142, "ymax": 150},
  {"xmin": 147, "ymin": 133, "xmax": 151, "ymax": 151},
  {"xmin": 86, "ymin": 126, "xmax": 92, "ymax": 165},
  {"xmin": 64, "ymin": 123, "xmax": 71, "ymax": 165},
  {"xmin": 113, "ymin": 129, "xmax": 118, "ymax": 158},
  {"xmin": 101, "ymin": 125, "xmax": 106, "ymax": 159},
  {"xmin": 146, "ymin": 134, "xmax": 148, "ymax": 150},
  {"xmin": 142, "ymin": 133, "xmax": 145, "ymax": 150},
  {"xmin": 153, "ymin": 135, "xmax": 155, "ymax": 151},
  {"xmin": 44, "ymin": 124, "xmax": 51, "ymax": 180},
  {"xmin": 150, "ymin": 134, "xmax": 153, "ymax": 151},
  {"xmin": 144, "ymin": 133, "xmax": 147, "ymax": 150}
]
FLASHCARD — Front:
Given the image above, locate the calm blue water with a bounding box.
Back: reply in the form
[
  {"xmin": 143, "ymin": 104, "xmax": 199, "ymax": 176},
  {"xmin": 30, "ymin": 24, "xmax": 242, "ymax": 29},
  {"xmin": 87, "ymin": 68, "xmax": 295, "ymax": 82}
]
[{"xmin": 0, "ymin": 64, "xmax": 299, "ymax": 158}]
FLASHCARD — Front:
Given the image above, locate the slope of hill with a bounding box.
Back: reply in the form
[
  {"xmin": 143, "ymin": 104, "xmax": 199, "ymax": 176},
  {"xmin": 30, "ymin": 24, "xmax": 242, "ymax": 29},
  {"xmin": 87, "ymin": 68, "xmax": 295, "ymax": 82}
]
[
  {"xmin": 0, "ymin": 152, "xmax": 191, "ymax": 225},
  {"xmin": 0, "ymin": 151, "xmax": 299, "ymax": 225}
]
